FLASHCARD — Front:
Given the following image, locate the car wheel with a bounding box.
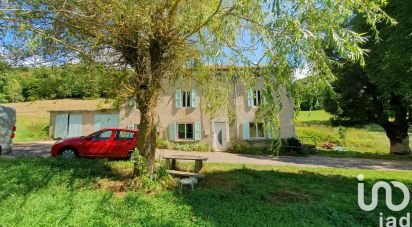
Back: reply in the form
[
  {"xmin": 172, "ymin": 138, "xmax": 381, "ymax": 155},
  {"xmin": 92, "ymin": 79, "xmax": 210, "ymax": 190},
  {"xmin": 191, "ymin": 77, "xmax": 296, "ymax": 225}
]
[{"xmin": 59, "ymin": 147, "xmax": 78, "ymax": 159}]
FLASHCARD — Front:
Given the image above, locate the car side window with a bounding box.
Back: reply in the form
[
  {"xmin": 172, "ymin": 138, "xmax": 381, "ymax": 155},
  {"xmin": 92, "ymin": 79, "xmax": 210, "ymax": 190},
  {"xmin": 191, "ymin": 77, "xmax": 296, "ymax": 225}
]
[
  {"xmin": 115, "ymin": 131, "xmax": 135, "ymax": 140},
  {"xmin": 91, "ymin": 130, "xmax": 112, "ymax": 140}
]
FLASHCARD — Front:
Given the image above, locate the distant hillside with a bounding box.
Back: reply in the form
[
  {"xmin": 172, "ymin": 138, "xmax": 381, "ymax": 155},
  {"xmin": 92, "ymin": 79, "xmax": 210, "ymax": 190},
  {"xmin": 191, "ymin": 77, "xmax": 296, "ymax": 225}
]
[{"xmin": 3, "ymin": 99, "xmax": 113, "ymax": 117}]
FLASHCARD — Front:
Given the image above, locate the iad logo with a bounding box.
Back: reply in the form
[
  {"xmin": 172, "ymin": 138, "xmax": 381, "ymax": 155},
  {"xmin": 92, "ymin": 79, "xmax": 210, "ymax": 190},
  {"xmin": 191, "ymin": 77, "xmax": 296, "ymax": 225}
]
[
  {"xmin": 358, "ymin": 174, "xmax": 411, "ymax": 227},
  {"xmin": 357, "ymin": 174, "xmax": 410, "ymax": 212}
]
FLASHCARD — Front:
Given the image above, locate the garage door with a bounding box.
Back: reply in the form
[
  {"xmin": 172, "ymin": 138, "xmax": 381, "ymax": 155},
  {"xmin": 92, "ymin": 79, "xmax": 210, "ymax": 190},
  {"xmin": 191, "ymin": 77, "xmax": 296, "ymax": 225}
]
[
  {"xmin": 54, "ymin": 114, "xmax": 68, "ymax": 139},
  {"xmin": 94, "ymin": 114, "xmax": 119, "ymax": 131},
  {"xmin": 55, "ymin": 114, "xmax": 83, "ymax": 139},
  {"xmin": 67, "ymin": 114, "xmax": 83, "ymax": 138}
]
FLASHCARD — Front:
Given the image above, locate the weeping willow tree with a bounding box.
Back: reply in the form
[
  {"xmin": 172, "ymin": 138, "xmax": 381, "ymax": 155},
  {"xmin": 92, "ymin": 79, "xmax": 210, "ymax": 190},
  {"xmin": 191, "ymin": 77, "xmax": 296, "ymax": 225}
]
[{"xmin": 0, "ymin": 0, "xmax": 392, "ymax": 175}]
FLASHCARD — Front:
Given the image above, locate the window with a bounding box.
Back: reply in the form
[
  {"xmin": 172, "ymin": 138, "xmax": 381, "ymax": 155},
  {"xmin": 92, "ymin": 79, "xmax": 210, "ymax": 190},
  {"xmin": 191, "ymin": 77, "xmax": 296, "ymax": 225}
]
[
  {"xmin": 176, "ymin": 90, "xmax": 197, "ymax": 108},
  {"xmin": 253, "ymin": 90, "xmax": 262, "ymax": 106},
  {"xmin": 115, "ymin": 131, "xmax": 135, "ymax": 140},
  {"xmin": 247, "ymin": 89, "xmax": 263, "ymax": 107},
  {"xmin": 249, "ymin": 123, "xmax": 265, "ymax": 138},
  {"xmin": 128, "ymin": 99, "xmax": 138, "ymax": 109},
  {"xmin": 182, "ymin": 91, "xmax": 192, "ymax": 107},
  {"xmin": 127, "ymin": 124, "xmax": 139, "ymax": 130},
  {"xmin": 91, "ymin": 130, "xmax": 112, "ymax": 140},
  {"xmin": 177, "ymin": 123, "xmax": 194, "ymax": 140}
]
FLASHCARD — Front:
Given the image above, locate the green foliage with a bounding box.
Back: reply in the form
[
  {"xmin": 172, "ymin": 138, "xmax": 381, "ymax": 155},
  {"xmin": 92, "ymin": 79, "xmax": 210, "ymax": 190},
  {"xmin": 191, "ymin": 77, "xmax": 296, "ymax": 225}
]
[
  {"xmin": 337, "ymin": 126, "xmax": 347, "ymax": 146},
  {"xmin": 227, "ymin": 141, "xmax": 276, "ymax": 155},
  {"xmin": 131, "ymin": 150, "xmax": 176, "ymax": 192},
  {"xmin": 156, "ymin": 139, "xmax": 211, "ymax": 152},
  {"xmin": 13, "ymin": 116, "xmax": 49, "ymax": 142},
  {"xmin": 325, "ymin": 0, "xmax": 412, "ymax": 126},
  {"xmin": 0, "ymin": 64, "xmax": 121, "ymax": 103},
  {"xmin": 294, "ymin": 75, "xmax": 330, "ymax": 111},
  {"xmin": 296, "ymin": 111, "xmax": 412, "ymax": 158},
  {"xmin": 323, "ymin": 0, "xmax": 412, "ymax": 154},
  {"xmin": 1, "ymin": 158, "xmax": 412, "ymax": 226}
]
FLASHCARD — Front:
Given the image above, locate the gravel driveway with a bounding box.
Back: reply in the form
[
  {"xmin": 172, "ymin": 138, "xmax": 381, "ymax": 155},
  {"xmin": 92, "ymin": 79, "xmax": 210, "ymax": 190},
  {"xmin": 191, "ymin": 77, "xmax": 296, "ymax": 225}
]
[{"xmin": 4, "ymin": 141, "xmax": 412, "ymax": 171}]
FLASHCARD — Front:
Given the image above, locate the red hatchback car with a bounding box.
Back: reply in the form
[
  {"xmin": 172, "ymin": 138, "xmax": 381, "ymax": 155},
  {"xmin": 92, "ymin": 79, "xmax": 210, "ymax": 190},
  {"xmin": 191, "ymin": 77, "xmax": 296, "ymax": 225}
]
[{"xmin": 51, "ymin": 128, "xmax": 138, "ymax": 159}]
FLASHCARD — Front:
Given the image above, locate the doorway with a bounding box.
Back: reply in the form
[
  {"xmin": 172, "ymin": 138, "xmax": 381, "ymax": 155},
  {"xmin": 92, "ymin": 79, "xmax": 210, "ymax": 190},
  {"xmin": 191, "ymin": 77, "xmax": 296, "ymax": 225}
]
[{"xmin": 213, "ymin": 122, "xmax": 227, "ymax": 151}]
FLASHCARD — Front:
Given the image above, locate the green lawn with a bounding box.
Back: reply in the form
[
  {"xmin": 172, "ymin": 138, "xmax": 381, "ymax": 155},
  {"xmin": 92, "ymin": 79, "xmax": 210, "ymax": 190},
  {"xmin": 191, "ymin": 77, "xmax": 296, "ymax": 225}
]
[
  {"xmin": 14, "ymin": 115, "xmax": 49, "ymax": 143},
  {"xmin": 0, "ymin": 158, "xmax": 410, "ymax": 226},
  {"xmin": 296, "ymin": 110, "xmax": 412, "ymax": 159}
]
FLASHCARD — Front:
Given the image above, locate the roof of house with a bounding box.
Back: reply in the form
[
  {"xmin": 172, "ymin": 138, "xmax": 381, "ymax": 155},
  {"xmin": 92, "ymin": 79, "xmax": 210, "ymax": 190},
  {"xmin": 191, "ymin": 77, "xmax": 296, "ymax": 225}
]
[{"xmin": 48, "ymin": 108, "xmax": 116, "ymax": 113}]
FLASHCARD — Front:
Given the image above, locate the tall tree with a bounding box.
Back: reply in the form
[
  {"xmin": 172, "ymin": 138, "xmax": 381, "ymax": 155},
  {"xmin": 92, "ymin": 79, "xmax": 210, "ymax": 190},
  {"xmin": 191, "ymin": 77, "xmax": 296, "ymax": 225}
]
[
  {"xmin": 0, "ymin": 61, "xmax": 9, "ymax": 103},
  {"xmin": 0, "ymin": 0, "xmax": 391, "ymax": 174},
  {"xmin": 324, "ymin": 0, "xmax": 412, "ymax": 154}
]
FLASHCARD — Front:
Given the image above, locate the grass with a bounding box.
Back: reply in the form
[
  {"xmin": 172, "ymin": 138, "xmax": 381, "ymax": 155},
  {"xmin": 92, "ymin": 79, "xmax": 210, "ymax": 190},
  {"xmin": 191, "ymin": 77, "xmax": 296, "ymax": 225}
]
[
  {"xmin": 3, "ymin": 99, "xmax": 112, "ymax": 143},
  {"xmin": 296, "ymin": 110, "xmax": 412, "ymax": 159},
  {"xmin": 0, "ymin": 157, "xmax": 411, "ymax": 226},
  {"xmin": 13, "ymin": 115, "xmax": 49, "ymax": 142}
]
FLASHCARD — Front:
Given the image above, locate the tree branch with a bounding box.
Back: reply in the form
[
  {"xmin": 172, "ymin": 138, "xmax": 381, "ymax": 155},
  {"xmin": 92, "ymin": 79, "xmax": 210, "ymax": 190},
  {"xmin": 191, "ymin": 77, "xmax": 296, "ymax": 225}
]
[{"xmin": 184, "ymin": 0, "xmax": 223, "ymax": 39}]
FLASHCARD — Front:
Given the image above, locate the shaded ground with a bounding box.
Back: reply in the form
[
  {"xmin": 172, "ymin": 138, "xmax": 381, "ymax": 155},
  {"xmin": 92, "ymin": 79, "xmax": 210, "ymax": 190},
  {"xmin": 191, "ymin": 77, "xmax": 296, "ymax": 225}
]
[
  {"xmin": 6, "ymin": 142, "xmax": 412, "ymax": 171},
  {"xmin": 0, "ymin": 158, "xmax": 411, "ymax": 226},
  {"xmin": 9, "ymin": 141, "xmax": 53, "ymax": 157}
]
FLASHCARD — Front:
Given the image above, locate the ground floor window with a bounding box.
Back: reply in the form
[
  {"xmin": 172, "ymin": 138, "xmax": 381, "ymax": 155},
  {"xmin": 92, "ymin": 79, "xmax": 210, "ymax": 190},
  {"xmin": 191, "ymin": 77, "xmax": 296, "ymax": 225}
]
[
  {"xmin": 249, "ymin": 122, "xmax": 265, "ymax": 138},
  {"xmin": 177, "ymin": 123, "xmax": 194, "ymax": 140}
]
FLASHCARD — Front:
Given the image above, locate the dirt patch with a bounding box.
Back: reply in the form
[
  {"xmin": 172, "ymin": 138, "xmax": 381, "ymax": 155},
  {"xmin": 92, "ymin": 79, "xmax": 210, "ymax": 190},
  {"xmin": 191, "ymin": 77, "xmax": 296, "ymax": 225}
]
[
  {"xmin": 96, "ymin": 179, "xmax": 128, "ymax": 197},
  {"xmin": 203, "ymin": 176, "xmax": 239, "ymax": 189},
  {"xmin": 269, "ymin": 190, "xmax": 311, "ymax": 204}
]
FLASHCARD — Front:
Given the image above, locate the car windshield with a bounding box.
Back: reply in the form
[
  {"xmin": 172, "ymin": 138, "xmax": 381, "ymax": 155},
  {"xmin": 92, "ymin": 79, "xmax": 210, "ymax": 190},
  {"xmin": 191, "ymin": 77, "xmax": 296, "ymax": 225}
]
[{"xmin": 90, "ymin": 130, "xmax": 112, "ymax": 140}]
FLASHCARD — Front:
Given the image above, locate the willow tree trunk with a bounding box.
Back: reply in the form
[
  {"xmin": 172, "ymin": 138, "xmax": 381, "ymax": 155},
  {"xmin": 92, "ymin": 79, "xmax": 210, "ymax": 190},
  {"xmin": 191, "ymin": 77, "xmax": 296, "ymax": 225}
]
[
  {"xmin": 134, "ymin": 101, "xmax": 158, "ymax": 176},
  {"xmin": 131, "ymin": 38, "xmax": 166, "ymax": 176},
  {"xmin": 133, "ymin": 75, "xmax": 160, "ymax": 176},
  {"xmin": 383, "ymin": 122, "xmax": 411, "ymax": 155}
]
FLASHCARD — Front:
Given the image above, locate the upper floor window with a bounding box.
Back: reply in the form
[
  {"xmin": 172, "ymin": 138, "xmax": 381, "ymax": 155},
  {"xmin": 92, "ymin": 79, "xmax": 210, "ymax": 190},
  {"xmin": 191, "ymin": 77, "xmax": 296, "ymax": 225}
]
[
  {"xmin": 128, "ymin": 99, "xmax": 138, "ymax": 109},
  {"xmin": 247, "ymin": 89, "xmax": 263, "ymax": 107},
  {"xmin": 176, "ymin": 89, "xmax": 197, "ymax": 108},
  {"xmin": 182, "ymin": 91, "xmax": 192, "ymax": 107}
]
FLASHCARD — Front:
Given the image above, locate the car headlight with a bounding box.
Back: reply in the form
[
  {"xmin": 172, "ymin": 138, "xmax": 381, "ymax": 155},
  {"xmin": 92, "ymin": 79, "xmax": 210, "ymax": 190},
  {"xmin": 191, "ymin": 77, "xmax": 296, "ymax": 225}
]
[{"xmin": 54, "ymin": 139, "xmax": 64, "ymax": 144}]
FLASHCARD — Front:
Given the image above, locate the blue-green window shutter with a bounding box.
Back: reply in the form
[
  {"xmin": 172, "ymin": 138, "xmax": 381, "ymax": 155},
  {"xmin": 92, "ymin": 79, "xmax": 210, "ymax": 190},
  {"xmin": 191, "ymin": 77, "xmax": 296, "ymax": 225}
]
[
  {"xmin": 175, "ymin": 90, "xmax": 182, "ymax": 109},
  {"xmin": 169, "ymin": 122, "xmax": 176, "ymax": 141},
  {"xmin": 242, "ymin": 122, "xmax": 250, "ymax": 140},
  {"xmin": 194, "ymin": 122, "xmax": 201, "ymax": 140},
  {"xmin": 247, "ymin": 89, "xmax": 254, "ymax": 107},
  {"xmin": 191, "ymin": 90, "xmax": 197, "ymax": 108}
]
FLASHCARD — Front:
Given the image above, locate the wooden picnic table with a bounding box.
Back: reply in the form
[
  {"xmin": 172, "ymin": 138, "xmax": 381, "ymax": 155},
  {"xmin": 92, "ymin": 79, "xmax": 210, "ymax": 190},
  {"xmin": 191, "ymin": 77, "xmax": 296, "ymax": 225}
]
[{"xmin": 163, "ymin": 154, "xmax": 208, "ymax": 177}]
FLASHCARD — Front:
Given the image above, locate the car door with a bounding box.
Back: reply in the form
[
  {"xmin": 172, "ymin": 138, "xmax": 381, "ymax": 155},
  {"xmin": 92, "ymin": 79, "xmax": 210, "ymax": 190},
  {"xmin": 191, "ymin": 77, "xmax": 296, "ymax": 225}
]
[
  {"xmin": 81, "ymin": 130, "xmax": 114, "ymax": 157},
  {"xmin": 112, "ymin": 130, "xmax": 137, "ymax": 158}
]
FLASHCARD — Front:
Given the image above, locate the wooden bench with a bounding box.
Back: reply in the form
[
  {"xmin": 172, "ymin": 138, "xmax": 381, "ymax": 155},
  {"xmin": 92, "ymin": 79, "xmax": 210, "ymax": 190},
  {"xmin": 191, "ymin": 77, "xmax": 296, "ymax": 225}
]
[
  {"xmin": 163, "ymin": 155, "xmax": 208, "ymax": 173},
  {"xmin": 166, "ymin": 170, "xmax": 204, "ymax": 178}
]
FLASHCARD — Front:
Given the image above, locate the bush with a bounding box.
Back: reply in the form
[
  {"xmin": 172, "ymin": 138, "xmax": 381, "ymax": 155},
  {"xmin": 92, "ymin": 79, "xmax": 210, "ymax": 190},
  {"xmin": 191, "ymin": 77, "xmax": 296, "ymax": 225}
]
[
  {"xmin": 26, "ymin": 122, "xmax": 49, "ymax": 140},
  {"xmin": 280, "ymin": 137, "xmax": 316, "ymax": 156},
  {"xmin": 227, "ymin": 138, "xmax": 311, "ymax": 156},
  {"xmin": 227, "ymin": 140, "xmax": 276, "ymax": 155},
  {"xmin": 156, "ymin": 139, "xmax": 211, "ymax": 152}
]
